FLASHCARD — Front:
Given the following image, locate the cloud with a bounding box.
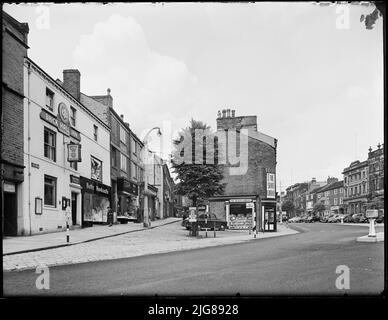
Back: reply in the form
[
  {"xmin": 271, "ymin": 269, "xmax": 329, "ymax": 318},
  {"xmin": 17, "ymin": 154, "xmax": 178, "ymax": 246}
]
[{"xmin": 73, "ymin": 14, "xmax": 200, "ymax": 144}]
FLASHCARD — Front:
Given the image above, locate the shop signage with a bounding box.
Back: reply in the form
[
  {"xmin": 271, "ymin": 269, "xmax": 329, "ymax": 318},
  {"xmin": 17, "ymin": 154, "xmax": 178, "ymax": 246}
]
[
  {"xmin": 40, "ymin": 107, "xmax": 81, "ymax": 141},
  {"xmin": 229, "ymin": 199, "xmax": 252, "ymax": 203},
  {"xmin": 246, "ymin": 203, "xmax": 254, "ymax": 209},
  {"xmin": 366, "ymin": 210, "xmax": 378, "ymax": 218},
  {"xmin": 4, "ymin": 182, "xmax": 16, "ymax": 193},
  {"xmin": 80, "ymin": 176, "xmax": 111, "ymax": 196},
  {"xmin": 91, "ymin": 156, "xmax": 102, "ymax": 182},
  {"xmin": 70, "ymin": 175, "xmax": 80, "ymax": 185},
  {"xmin": 266, "ymin": 172, "xmax": 276, "ymax": 199},
  {"xmin": 68, "ymin": 143, "xmax": 82, "ymax": 162},
  {"xmin": 188, "ymin": 207, "xmax": 197, "ymax": 222},
  {"xmin": 31, "ymin": 162, "xmax": 40, "ymax": 169},
  {"xmin": 117, "ymin": 178, "xmax": 138, "ymax": 196}
]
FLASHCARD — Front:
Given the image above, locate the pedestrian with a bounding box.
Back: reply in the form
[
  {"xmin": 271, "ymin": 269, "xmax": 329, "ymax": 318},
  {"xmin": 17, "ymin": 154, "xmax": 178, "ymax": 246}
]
[{"xmin": 107, "ymin": 206, "xmax": 113, "ymax": 227}]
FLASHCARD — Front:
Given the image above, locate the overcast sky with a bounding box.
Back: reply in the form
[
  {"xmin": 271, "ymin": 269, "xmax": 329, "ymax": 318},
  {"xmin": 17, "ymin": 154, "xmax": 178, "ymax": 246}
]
[{"xmin": 4, "ymin": 3, "xmax": 383, "ymax": 191}]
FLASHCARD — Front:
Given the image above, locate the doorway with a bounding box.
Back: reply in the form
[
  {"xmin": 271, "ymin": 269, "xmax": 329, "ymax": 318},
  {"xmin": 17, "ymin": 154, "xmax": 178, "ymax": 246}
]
[
  {"xmin": 263, "ymin": 206, "xmax": 276, "ymax": 232},
  {"xmin": 71, "ymin": 192, "xmax": 78, "ymax": 225},
  {"xmin": 4, "ymin": 192, "xmax": 17, "ymax": 236}
]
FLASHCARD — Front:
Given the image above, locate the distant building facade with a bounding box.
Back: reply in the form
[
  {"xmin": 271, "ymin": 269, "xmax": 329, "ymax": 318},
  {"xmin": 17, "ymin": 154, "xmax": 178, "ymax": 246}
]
[
  {"xmin": 315, "ymin": 179, "xmax": 344, "ymax": 216},
  {"xmin": 343, "ymin": 160, "xmax": 369, "ymax": 215},
  {"xmin": 367, "ymin": 143, "xmax": 384, "ymax": 211},
  {"xmin": 285, "ymin": 182, "xmax": 308, "ymax": 217}
]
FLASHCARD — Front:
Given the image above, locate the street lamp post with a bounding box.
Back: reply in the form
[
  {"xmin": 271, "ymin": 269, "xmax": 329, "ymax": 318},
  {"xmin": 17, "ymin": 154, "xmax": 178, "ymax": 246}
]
[{"xmin": 142, "ymin": 127, "xmax": 162, "ymax": 228}]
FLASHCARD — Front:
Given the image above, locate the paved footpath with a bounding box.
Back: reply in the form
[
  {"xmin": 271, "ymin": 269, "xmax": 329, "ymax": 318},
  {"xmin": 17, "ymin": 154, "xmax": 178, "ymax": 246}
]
[
  {"xmin": 3, "ymin": 221, "xmax": 298, "ymax": 272},
  {"xmin": 3, "ymin": 218, "xmax": 180, "ymax": 255}
]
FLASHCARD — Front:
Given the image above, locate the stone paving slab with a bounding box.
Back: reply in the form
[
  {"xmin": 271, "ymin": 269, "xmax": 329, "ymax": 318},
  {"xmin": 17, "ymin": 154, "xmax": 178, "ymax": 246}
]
[
  {"xmin": 3, "ymin": 223, "xmax": 299, "ymax": 272},
  {"xmin": 2, "ymin": 218, "xmax": 181, "ymax": 255}
]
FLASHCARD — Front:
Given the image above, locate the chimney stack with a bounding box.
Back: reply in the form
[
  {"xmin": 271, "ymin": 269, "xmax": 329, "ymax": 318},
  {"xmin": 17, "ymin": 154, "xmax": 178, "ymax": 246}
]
[
  {"xmin": 227, "ymin": 109, "xmax": 231, "ymax": 117},
  {"xmin": 231, "ymin": 110, "xmax": 235, "ymax": 117},
  {"xmin": 222, "ymin": 109, "xmax": 226, "ymax": 118},
  {"xmin": 63, "ymin": 69, "xmax": 81, "ymax": 101}
]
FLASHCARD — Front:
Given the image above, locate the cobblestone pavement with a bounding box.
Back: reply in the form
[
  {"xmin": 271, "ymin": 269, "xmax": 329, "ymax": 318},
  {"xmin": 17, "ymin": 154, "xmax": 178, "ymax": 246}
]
[{"xmin": 3, "ymin": 222, "xmax": 298, "ymax": 272}]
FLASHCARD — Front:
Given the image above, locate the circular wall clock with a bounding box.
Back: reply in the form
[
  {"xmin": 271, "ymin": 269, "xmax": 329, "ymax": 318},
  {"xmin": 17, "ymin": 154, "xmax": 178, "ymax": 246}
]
[{"xmin": 58, "ymin": 103, "xmax": 69, "ymax": 123}]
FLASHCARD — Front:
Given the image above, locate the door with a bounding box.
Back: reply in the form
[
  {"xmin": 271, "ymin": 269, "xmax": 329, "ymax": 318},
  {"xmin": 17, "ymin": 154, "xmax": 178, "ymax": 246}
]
[
  {"xmin": 71, "ymin": 192, "xmax": 77, "ymax": 225},
  {"xmin": 264, "ymin": 206, "xmax": 276, "ymax": 232},
  {"xmin": 4, "ymin": 192, "xmax": 17, "ymax": 236}
]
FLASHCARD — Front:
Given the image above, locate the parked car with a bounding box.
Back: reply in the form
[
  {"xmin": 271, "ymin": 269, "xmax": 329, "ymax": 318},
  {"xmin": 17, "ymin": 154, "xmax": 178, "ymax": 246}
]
[
  {"xmin": 185, "ymin": 213, "xmax": 227, "ymax": 231},
  {"xmin": 320, "ymin": 216, "xmax": 329, "ymax": 223},
  {"xmin": 343, "ymin": 214, "xmax": 354, "ymax": 223},
  {"xmin": 181, "ymin": 217, "xmax": 189, "ymax": 228},
  {"xmin": 376, "ymin": 210, "xmax": 384, "ymax": 223},
  {"xmin": 352, "ymin": 213, "xmax": 368, "ymax": 223},
  {"xmin": 327, "ymin": 214, "xmax": 342, "ymax": 223},
  {"xmin": 289, "ymin": 217, "xmax": 301, "ymax": 223}
]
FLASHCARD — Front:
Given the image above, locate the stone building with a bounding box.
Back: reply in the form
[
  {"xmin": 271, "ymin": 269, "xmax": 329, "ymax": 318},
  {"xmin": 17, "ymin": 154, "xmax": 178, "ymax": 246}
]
[
  {"xmin": 343, "ymin": 160, "xmax": 369, "ymax": 215},
  {"xmin": 1, "ymin": 11, "xmax": 29, "ymax": 236},
  {"xmin": 367, "ymin": 143, "xmax": 384, "ymax": 211},
  {"xmin": 208, "ymin": 109, "xmax": 277, "ymax": 232}
]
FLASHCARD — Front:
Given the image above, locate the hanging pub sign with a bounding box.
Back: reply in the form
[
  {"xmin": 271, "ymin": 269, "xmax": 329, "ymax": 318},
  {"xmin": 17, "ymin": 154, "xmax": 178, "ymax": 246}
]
[{"xmin": 68, "ymin": 143, "xmax": 82, "ymax": 162}]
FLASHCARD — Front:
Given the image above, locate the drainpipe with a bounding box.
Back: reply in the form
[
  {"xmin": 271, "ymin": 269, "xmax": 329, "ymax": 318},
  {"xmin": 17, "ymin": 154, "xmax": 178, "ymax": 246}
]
[{"xmin": 27, "ymin": 61, "xmax": 32, "ymax": 235}]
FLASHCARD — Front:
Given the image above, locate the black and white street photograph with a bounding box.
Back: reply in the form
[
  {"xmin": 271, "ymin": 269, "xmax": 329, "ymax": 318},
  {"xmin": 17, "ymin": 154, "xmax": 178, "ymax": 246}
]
[{"xmin": 1, "ymin": 1, "xmax": 385, "ymax": 311}]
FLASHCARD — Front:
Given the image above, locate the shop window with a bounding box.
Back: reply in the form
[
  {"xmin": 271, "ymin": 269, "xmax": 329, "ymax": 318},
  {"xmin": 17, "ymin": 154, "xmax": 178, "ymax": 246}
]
[
  {"xmin": 44, "ymin": 175, "xmax": 57, "ymax": 207},
  {"xmin": 44, "ymin": 127, "xmax": 56, "ymax": 162}
]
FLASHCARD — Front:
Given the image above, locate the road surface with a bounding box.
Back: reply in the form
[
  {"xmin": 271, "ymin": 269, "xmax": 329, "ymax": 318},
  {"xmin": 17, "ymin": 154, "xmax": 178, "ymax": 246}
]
[{"xmin": 3, "ymin": 223, "xmax": 384, "ymax": 296}]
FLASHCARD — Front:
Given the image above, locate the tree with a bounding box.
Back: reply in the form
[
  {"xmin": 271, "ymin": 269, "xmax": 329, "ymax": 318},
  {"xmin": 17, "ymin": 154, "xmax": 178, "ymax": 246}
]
[
  {"xmin": 171, "ymin": 119, "xmax": 225, "ymax": 206},
  {"xmin": 313, "ymin": 202, "xmax": 326, "ymax": 216},
  {"xmin": 281, "ymin": 200, "xmax": 295, "ymax": 215}
]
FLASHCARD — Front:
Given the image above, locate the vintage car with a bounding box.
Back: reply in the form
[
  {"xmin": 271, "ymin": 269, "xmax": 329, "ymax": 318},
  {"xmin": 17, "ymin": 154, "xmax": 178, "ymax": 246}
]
[{"xmin": 185, "ymin": 213, "xmax": 227, "ymax": 231}]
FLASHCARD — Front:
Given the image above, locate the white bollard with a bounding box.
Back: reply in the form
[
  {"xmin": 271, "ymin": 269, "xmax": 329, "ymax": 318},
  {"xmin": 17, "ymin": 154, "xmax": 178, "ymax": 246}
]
[{"xmin": 368, "ymin": 218, "xmax": 376, "ymax": 237}]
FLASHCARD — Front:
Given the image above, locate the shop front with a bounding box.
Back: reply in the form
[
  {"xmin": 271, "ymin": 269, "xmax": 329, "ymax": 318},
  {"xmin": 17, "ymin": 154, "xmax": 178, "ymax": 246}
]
[
  {"xmin": 117, "ymin": 177, "xmax": 139, "ymax": 219},
  {"xmin": 80, "ymin": 176, "xmax": 111, "ymax": 227},
  {"xmin": 209, "ymin": 196, "xmax": 277, "ymax": 232},
  {"xmin": 227, "ymin": 198, "xmax": 256, "ymax": 230}
]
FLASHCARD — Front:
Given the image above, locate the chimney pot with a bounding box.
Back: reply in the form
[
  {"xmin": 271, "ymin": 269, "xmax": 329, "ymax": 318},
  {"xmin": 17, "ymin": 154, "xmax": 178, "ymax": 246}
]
[
  {"xmin": 222, "ymin": 109, "xmax": 226, "ymax": 118},
  {"xmin": 227, "ymin": 109, "xmax": 231, "ymax": 117},
  {"xmin": 231, "ymin": 110, "xmax": 235, "ymax": 117},
  {"xmin": 120, "ymin": 114, "xmax": 124, "ymax": 120},
  {"xmin": 107, "ymin": 88, "xmax": 111, "ymax": 95}
]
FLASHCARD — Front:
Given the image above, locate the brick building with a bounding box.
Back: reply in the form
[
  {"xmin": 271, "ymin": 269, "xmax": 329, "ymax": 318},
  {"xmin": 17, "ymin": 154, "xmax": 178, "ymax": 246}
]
[
  {"xmin": 285, "ymin": 182, "xmax": 308, "ymax": 217},
  {"xmin": 343, "ymin": 160, "xmax": 369, "ymax": 215},
  {"xmin": 1, "ymin": 11, "xmax": 29, "ymax": 236},
  {"xmin": 315, "ymin": 179, "xmax": 344, "ymax": 216},
  {"xmin": 304, "ymin": 177, "xmax": 327, "ymax": 214},
  {"xmin": 367, "ymin": 143, "xmax": 384, "ymax": 211},
  {"xmin": 208, "ymin": 109, "xmax": 277, "ymax": 232}
]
